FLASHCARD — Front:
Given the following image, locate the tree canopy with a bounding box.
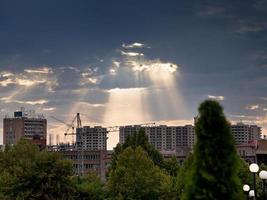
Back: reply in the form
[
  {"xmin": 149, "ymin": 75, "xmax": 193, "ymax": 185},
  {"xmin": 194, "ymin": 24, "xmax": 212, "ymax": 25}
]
[
  {"xmin": 0, "ymin": 140, "xmax": 75, "ymax": 200},
  {"xmin": 107, "ymin": 146, "xmax": 172, "ymax": 200},
  {"xmin": 110, "ymin": 128, "xmax": 164, "ymax": 171}
]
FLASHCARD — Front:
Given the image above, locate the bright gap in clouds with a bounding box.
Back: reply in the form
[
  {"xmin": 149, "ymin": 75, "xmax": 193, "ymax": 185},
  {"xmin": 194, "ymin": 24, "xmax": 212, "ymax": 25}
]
[
  {"xmin": 104, "ymin": 43, "xmax": 188, "ymax": 149},
  {"xmin": 103, "ymin": 87, "xmax": 150, "ymax": 149}
]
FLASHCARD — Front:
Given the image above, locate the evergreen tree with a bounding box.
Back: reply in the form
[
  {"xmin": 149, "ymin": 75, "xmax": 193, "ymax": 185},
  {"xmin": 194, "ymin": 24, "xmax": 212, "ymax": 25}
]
[{"xmin": 183, "ymin": 100, "xmax": 242, "ymax": 200}]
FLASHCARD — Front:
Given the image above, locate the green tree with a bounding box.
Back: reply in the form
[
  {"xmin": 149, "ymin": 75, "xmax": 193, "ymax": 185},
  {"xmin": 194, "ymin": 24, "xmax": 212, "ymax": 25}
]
[
  {"xmin": 175, "ymin": 153, "xmax": 194, "ymax": 199},
  {"xmin": 107, "ymin": 146, "xmax": 172, "ymax": 200},
  {"xmin": 110, "ymin": 129, "xmax": 164, "ymax": 171},
  {"xmin": 237, "ymin": 158, "xmax": 252, "ymax": 187},
  {"xmin": 0, "ymin": 139, "xmax": 75, "ymax": 200},
  {"xmin": 183, "ymin": 100, "xmax": 243, "ymax": 200},
  {"xmin": 164, "ymin": 156, "xmax": 180, "ymax": 177},
  {"xmin": 73, "ymin": 172, "xmax": 106, "ymax": 200}
]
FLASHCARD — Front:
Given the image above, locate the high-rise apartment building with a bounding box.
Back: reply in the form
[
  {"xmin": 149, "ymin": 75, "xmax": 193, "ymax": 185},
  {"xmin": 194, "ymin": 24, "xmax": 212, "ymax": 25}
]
[
  {"xmin": 231, "ymin": 123, "xmax": 261, "ymax": 144},
  {"xmin": 119, "ymin": 125, "xmax": 195, "ymax": 151},
  {"xmin": 76, "ymin": 126, "xmax": 108, "ymax": 150},
  {"xmin": 3, "ymin": 108, "xmax": 47, "ymax": 148},
  {"xmin": 120, "ymin": 123, "xmax": 262, "ymax": 150}
]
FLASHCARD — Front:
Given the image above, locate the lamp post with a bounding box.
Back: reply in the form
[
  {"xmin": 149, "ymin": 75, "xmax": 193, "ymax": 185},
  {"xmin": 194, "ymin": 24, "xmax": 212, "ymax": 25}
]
[
  {"xmin": 249, "ymin": 190, "xmax": 255, "ymax": 199},
  {"xmin": 249, "ymin": 163, "xmax": 259, "ymax": 199},
  {"xmin": 243, "ymin": 184, "xmax": 250, "ymax": 200},
  {"xmin": 259, "ymin": 170, "xmax": 267, "ymax": 199}
]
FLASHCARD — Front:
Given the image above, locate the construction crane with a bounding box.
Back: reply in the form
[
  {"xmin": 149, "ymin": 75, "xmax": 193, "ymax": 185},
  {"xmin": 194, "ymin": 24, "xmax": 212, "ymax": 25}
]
[
  {"xmin": 51, "ymin": 113, "xmax": 82, "ymax": 139},
  {"xmin": 52, "ymin": 113, "xmax": 156, "ymax": 176},
  {"xmin": 51, "ymin": 113, "xmax": 84, "ymax": 175}
]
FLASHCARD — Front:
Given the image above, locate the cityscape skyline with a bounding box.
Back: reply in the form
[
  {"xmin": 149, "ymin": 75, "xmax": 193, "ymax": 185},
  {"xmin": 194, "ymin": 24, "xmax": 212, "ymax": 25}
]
[{"xmin": 1, "ymin": 0, "xmax": 267, "ymax": 149}]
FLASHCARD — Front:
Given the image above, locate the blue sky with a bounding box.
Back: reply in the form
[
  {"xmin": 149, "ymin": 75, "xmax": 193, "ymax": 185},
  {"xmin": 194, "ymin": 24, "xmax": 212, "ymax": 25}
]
[{"xmin": 1, "ymin": 0, "xmax": 267, "ymax": 148}]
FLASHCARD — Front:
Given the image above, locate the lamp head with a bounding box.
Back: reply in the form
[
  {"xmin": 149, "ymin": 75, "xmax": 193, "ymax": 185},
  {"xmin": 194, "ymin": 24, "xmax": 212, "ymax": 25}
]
[
  {"xmin": 249, "ymin": 190, "xmax": 255, "ymax": 197},
  {"xmin": 249, "ymin": 163, "xmax": 259, "ymax": 173},
  {"xmin": 259, "ymin": 170, "xmax": 267, "ymax": 180},
  {"xmin": 243, "ymin": 184, "xmax": 250, "ymax": 192}
]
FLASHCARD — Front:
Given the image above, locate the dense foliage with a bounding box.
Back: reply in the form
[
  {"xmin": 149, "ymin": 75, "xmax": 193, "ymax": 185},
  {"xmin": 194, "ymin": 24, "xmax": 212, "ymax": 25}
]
[
  {"xmin": 107, "ymin": 146, "xmax": 172, "ymax": 200},
  {"xmin": 183, "ymin": 100, "xmax": 243, "ymax": 200},
  {"xmin": 0, "ymin": 140, "xmax": 75, "ymax": 199},
  {"xmin": 110, "ymin": 128, "xmax": 164, "ymax": 171},
  {"xmin": 72, "ymin": 172, "xmax": 106, "ymax": 200}
]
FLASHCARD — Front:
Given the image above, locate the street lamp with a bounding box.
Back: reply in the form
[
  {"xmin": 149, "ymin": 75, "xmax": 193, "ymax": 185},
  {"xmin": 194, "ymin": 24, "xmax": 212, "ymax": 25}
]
[
  {"xmin": 259, "ymin": 170, "xmax": 267, "ymax": 199},
  {"xmin": 249, "ymin": 163, "xmax": 259, "ymax": 199},
  {"xmin": 243, "ymin": 184, "xmax": 250, "ymax": 200}
]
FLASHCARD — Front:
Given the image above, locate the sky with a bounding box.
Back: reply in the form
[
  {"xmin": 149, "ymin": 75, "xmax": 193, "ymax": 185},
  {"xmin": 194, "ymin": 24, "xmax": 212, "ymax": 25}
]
[{"xmin": 1, "ymin": 0, "xmax": 267, "ymax": 149}]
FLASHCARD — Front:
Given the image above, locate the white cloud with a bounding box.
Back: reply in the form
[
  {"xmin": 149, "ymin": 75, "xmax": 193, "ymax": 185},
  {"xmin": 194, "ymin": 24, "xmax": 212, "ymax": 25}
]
[
  {"xmin": 128, "ymin": 60, "xmax": 178, "ymax": 73},
  {"xmin": 112, "ymin": 60, "xmax": 120, "ymax": 68},
  {"xmin": 24, "ymin": 67, "xmax": 52, "ymax": 74},
  {"xmin": 0, "ymin": 67, "xmax": 57, "ymax": 90},
  {"xmin": 107, "ymin": 87, "xmax": 147, "ymax": 93},
  {"xmin": 59, "ymin": 66, "xmax": 80, "ymax": 73},
  {"xmin": 121, "ymin": 51, "xmax": 144, "ymax": 57},
  {"xmin": 109, "ymin": 68, "xmax": 117, "ymax": 75},
  {"xmin": 16, "ymin": 78, "xmax": 46, "ymax": 87},
  {"xmin": 80, "ymin": 76, "xmax": 101, "ymax": 85},
  {"xmin": 246, "ymin": 104, "xmax": 259, "ymax": 110},
  {"xmin": 237, "ymin": 20, "xmax": 267, "ymax": 33},
  {"xmin": 43, "ymin": 107, "xmax": 56, "ymax": 111},
  {"xmin": 1, "ymin": 72, "xmax": 14, "ymax": 77},
  {"xmin": 77, "ymin": 102, "xmax": 105, "ymax": 108},
  {"xmin": 25, "ymin": 100, "xmax": 48, "ymax": 105},
  {"xmin": 1, "ymin": 98, "xmax": 48, "ymax": 105},
  {"xmin": 207, "ymin": 95, "xmax": 225, "ymax": 101},
  {"xmin": 80, "ymin": 68, "xmax": 102, "ymax": 85},
  {"xmin": 122, "ymin": 42, "xmax": 147, "ymax": 48}
]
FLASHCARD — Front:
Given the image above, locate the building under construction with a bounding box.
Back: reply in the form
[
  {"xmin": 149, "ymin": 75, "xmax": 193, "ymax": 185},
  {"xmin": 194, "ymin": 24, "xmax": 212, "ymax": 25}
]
[{"xmin": 48, "ymin": 143, "xmax": 112, "ymax": 181}]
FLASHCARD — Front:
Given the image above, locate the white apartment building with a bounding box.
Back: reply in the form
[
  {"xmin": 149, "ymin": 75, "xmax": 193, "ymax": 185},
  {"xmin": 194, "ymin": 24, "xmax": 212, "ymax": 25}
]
[
  {"xmin": 119, "ymin": 125, "xmax": 195, "ymax": 151},
  {"xmin": 119, "ymin": 123, "xmax": 262, "ymax": 150},
  {"xmin": 76, "ymin": 126, "xmax": 108, "ymax": 150},
  {"xmin": 231, "ymin": 123, "xmax": 261, "ymax": 144}
]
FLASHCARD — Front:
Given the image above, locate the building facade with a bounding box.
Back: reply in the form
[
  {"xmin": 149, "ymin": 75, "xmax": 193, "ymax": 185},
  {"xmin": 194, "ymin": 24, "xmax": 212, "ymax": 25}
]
[
  {"xmin": 76, "ymin": 126, "xmax": 108, "ymax": 150},
  {"xmin": 119, "ymin": 123, "xmax": 262, "ymax": 150},
  {"xmin": 47, "ymin": 143, "xmax": 112, "ymax": 181},
  {"xmin": 231, "ymin": 123, "xmax": 261, "ymax": 144},
  {"xmin": 3, "ymin": 108, "xmax": 47, "ymax": 147},
  {"xmin": 119, "ymin": 125, "xmax": 195, "ymax": 151}
]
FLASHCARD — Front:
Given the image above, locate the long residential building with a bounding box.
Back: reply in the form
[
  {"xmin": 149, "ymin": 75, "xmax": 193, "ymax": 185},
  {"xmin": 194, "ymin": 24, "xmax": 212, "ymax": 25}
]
[
  {"xmin": 119, "ymin": 125, "xmax": 195, "ymax": 151},
  {"xmin": 119, "ymin": 123, "xmax": 262, "ymax": 151}
]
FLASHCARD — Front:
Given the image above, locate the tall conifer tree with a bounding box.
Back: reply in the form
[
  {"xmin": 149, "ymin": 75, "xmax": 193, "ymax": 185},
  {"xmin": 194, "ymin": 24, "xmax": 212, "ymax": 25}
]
[{"xmin": 183, "ymin": 100, "xmax": 242, "ymax": 200}]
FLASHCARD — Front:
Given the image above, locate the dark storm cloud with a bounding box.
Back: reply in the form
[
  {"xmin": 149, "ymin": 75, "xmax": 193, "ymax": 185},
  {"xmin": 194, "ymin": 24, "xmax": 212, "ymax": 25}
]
[{"xmin": 0, "ymin": 0, "xmax": 267, "ymax": 140}]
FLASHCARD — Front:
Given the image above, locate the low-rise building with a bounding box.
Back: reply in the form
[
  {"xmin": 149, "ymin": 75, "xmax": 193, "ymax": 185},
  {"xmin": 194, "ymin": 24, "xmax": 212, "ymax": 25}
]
[{"xmin": 47, "ymin": 143, "xmax": 112, "ymax": 181}]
